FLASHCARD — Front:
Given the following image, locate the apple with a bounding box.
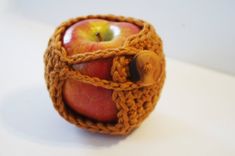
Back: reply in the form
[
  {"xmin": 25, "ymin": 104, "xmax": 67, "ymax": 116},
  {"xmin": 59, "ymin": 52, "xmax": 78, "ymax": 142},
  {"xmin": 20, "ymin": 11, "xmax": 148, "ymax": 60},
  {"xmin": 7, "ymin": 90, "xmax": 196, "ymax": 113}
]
[{"xmin": 62, "ymin": 19, "xmax": 140, "ymax": 122}]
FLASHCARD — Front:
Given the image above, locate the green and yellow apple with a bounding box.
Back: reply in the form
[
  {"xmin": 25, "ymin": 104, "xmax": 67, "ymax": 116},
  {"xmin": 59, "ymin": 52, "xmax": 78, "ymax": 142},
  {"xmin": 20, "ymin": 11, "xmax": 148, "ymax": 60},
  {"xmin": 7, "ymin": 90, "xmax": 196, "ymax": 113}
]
[{"xmin": 62, "ymin": 19, "xmax": 140, "ymax": 122}]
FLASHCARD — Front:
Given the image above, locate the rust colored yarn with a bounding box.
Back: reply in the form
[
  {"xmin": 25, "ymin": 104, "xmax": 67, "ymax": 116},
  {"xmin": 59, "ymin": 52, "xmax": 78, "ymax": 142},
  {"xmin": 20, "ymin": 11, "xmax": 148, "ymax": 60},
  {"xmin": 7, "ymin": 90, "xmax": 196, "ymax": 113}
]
[{"xmin": 44, "ymin": 15, "xmax": 166, "ymax": 135}]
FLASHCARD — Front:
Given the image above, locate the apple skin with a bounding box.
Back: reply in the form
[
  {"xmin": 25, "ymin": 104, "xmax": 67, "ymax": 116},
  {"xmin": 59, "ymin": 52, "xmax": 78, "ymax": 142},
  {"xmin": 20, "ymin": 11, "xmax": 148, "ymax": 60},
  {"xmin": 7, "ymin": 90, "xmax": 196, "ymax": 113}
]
[{"xmin": 62, "ymin": 19, "xmax": 140, "ymax": 122}]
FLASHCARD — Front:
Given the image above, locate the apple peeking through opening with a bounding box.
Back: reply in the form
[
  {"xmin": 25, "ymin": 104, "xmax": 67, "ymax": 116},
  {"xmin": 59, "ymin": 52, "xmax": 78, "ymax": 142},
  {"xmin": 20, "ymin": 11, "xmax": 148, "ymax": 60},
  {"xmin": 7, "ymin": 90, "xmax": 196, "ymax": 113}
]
[{"xmin": 62, "ymin": 19, "xmax": 141, "ymax": 122}]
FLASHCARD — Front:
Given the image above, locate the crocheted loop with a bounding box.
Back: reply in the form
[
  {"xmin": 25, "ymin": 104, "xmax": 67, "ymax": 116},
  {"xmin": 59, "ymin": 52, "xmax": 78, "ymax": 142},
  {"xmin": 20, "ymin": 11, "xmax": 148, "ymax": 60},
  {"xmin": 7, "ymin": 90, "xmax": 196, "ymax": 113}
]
[{"xmin": 64, "ymin": 52, "xmax": 164, "ymax": 91}]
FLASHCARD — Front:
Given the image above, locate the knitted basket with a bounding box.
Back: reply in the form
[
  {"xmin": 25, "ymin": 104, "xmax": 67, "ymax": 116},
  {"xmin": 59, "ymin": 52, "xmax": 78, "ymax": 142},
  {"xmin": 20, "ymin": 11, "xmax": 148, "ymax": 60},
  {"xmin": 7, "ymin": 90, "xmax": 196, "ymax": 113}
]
[{"xmin": 44, "ymin": 15, "xmax": 166, "ymax": 135}]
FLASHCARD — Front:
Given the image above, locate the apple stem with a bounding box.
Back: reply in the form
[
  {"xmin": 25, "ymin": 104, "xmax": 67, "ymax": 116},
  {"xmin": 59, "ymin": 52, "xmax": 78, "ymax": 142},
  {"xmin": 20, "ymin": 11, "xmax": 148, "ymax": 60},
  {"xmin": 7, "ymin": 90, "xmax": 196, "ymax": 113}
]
[{"xmin": 96, "ymin": 32, "xmax": 102, "ymax": 42}]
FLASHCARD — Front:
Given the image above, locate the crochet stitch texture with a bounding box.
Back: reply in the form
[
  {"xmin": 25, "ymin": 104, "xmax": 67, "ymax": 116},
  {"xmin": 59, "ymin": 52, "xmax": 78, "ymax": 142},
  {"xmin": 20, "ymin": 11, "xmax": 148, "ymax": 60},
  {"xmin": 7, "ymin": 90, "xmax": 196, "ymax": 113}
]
[{"xmin": 44, "ymin": 15, "xmax": 166, "ymax": 135}]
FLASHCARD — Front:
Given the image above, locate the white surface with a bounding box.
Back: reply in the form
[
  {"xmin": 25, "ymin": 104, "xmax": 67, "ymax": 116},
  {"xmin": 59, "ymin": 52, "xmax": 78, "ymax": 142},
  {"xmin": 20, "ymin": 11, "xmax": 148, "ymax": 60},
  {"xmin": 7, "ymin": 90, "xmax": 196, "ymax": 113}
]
[
  {"xmin": 1, "ymin": 0, "xmax": 235, "ymax": 74},
  {"xmin": 0, "ymin": 3, "xmax": 235, "ymax": 156}
]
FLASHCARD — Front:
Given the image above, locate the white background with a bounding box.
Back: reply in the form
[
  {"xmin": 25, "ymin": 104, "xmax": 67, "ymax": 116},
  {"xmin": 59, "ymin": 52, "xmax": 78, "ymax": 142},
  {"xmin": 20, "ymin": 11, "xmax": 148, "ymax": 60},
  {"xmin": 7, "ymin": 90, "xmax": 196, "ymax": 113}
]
[{"xmin": 0, "ymin": 0, "xmax": 235, "ymax": 156}]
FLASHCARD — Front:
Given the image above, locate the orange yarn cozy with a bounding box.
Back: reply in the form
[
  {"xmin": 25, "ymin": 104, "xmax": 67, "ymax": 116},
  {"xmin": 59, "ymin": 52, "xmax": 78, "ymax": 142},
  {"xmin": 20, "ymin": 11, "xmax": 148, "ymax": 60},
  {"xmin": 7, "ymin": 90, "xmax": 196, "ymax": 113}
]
[{"xmin": 44, "ymin": 15, "xmax": 166, "ymax": 135}]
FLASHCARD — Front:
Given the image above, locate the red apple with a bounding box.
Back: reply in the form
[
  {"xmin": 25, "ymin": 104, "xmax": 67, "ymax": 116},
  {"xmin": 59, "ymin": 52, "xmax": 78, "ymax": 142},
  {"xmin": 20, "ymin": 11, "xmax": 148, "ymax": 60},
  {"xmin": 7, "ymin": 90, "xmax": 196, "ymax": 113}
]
[{"xmin": 62, "ymin": 19, "xmax": 140, "ymax": 122}]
